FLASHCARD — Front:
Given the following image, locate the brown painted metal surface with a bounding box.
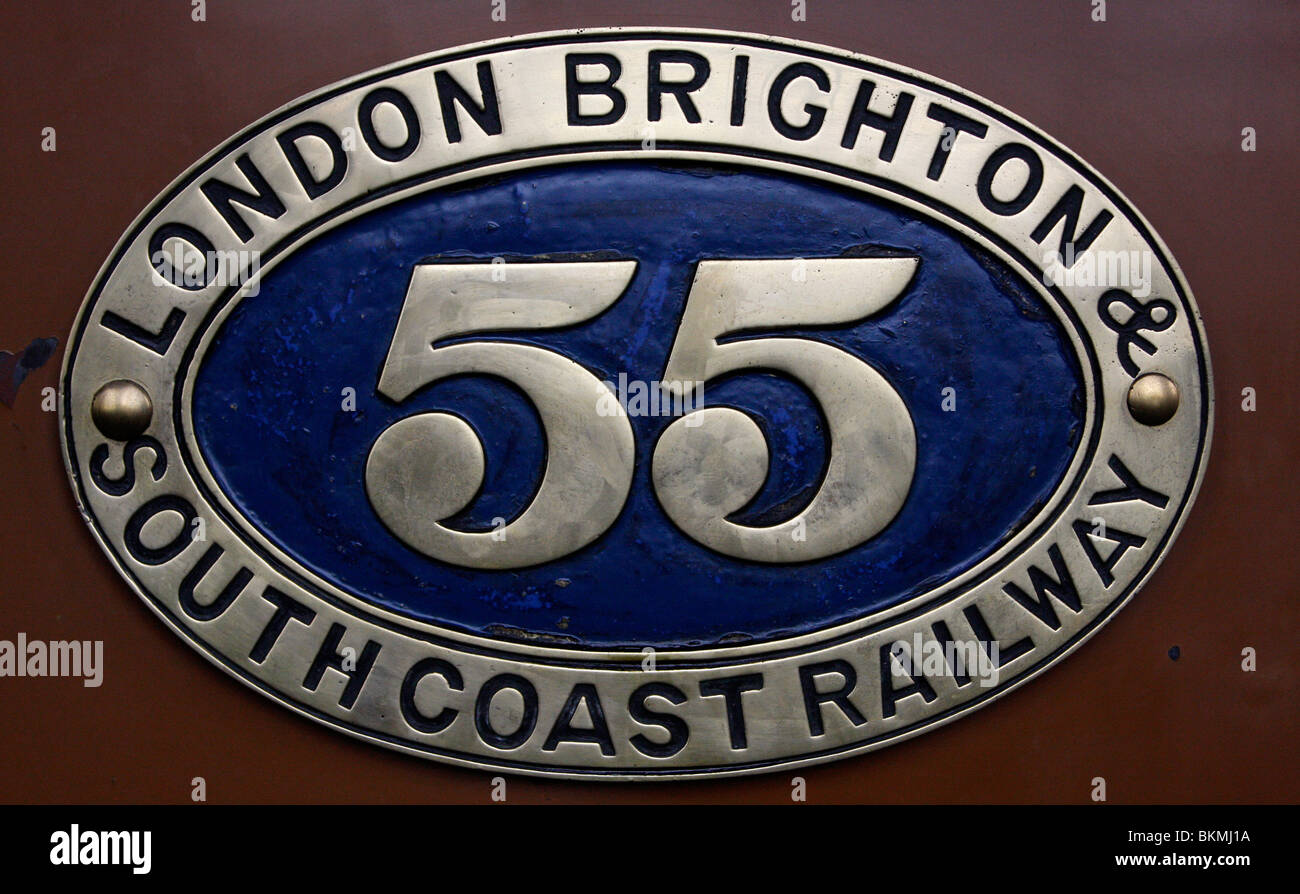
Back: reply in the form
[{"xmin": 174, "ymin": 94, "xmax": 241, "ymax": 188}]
[{"xmin": 0, "ymin": 0, "xmax": 1295, "ymax": 803}]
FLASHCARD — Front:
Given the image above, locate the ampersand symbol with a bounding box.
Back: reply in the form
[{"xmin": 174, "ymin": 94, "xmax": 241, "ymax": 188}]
[{"xmin": 1098, "ymin": 289, "xmax": 1177, "ymax": 377}]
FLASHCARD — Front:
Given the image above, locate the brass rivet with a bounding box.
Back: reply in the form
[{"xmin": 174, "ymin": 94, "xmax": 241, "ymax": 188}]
[
  {"xmin": 91, "ymin": 380, "xmax": 153, "ymax": 440},
  {"xmin": 1127, "ymin": 373, "xmax": 1179, "ymax": 426}
]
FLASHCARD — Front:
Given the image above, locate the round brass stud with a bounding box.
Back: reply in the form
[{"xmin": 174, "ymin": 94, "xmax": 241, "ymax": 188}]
[
  {"xmin": 91, "ymin": 380, "xmax": 153, "ymax": 440},
  {"xmin": 1127, "ymin": 373, "xmax": 1179, "ymax": 426}
]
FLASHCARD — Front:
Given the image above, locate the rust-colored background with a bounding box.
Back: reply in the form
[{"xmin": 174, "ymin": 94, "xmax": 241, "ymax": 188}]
[{"xmin": 1, "ymin": 0, "xmax": 1295, "ymax": 804}]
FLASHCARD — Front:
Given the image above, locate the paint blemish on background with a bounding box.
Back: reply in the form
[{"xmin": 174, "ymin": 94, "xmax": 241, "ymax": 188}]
[{"xmin": 0, "ymin": 338, "xmax": 57, "ymax": 407}]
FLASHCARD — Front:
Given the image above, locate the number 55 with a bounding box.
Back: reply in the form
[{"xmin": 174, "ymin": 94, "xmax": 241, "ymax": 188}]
[{"xmin": 366, "ymin": 256, "xmax": 917, "ymax": 570}]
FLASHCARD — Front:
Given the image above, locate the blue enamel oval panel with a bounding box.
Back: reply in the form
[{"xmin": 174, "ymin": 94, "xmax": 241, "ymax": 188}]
[{"xmin": 191, "ymin": 162, "xmax": 1085, "ymax": 648}]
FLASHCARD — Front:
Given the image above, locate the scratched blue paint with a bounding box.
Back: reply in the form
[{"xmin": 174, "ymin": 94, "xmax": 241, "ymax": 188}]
[{"xmin": 192, "ymin": 162, "xmax": 1084, "ymax": 648}]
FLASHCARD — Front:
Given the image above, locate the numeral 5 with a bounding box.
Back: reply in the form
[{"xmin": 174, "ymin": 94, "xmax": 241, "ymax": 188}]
[
  {"xmin": 652, "ymin": 257, "xmax": 918, "ymax": 562},
  {"xmin": 366, "ymin": 261, "xmax": 637, "ymax": 569}
]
